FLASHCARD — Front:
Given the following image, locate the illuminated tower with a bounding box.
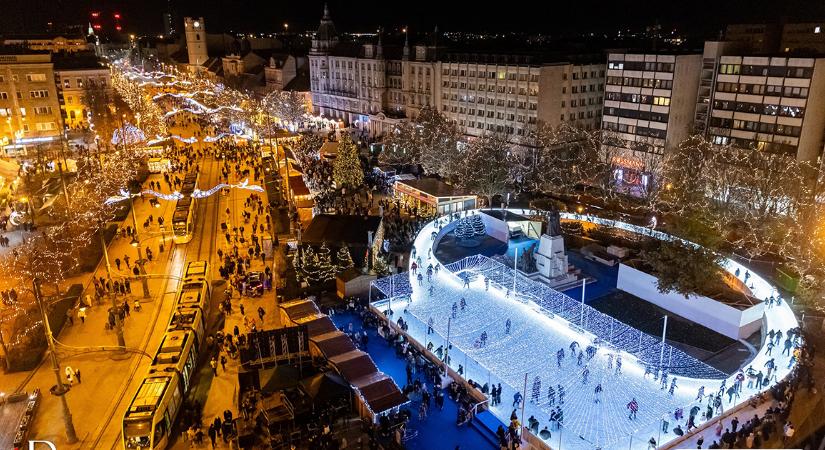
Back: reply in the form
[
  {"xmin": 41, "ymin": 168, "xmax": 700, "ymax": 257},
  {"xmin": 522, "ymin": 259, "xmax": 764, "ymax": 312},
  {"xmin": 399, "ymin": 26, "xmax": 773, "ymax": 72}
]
[{"xmin": 184, "ymin": 17, "xmax": 208, "ymax": 66}]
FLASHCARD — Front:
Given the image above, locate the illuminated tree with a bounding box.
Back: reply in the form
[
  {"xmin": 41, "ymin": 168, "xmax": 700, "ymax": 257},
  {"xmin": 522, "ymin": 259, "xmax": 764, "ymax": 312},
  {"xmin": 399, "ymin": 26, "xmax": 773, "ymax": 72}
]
[
  {"xmin": 381, "ymin": 106, "xmax": 463, "ymax": 176},
  {"xmin": 316, "ymin": 243, "xmax": 336, "ymax": 282},
  {"xmin": 336, "ymin": 245, "xmax": 355, "ymax": 273},
  {"xmin": 452, "ymin": 133, "xmax": 512, "ymax": 207},
  {"xmin": 332, "ymin": 133, "xmax": 364, "ymax": 190}
]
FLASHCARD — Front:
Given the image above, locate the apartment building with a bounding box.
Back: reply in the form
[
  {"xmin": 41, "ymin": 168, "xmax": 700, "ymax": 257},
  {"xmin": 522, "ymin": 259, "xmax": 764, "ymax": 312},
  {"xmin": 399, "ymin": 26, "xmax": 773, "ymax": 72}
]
[
  {"xmin": 437, "ymin": 55, "xmax": 604, "ymax": 141},
  {"xmin": 0, "ymin": 52, "xmax": 63, "ymax": 155},
  {"xmin": 701, "ymin": 49, "xmax": 825, "ymax": 163},
  {"xmin": 54, "ymin": 54, "xmax": 111, "ymax": 130},
  {"xmin": 601, "ymin": 52, "xmax": 702, "ymax": 177}
]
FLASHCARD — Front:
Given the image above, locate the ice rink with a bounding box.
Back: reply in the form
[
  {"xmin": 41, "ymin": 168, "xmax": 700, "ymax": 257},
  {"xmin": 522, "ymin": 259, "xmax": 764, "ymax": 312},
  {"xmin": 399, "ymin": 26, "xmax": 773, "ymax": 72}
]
[{"xmin": 371, "ymin": 209, "xmax": 800, "ymax": 449}]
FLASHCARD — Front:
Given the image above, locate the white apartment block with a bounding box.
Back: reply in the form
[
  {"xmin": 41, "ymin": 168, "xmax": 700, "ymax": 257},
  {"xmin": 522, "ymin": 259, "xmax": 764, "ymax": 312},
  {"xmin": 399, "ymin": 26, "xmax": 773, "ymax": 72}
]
[
  {"xmin": 701, "ymin": 50, "xmax": 825, "ymax": 163},
  {"xmin": 601, "ymin": 52, "xmax": 702, "ymax": 173},
  {"xmin": 436, "ymin": 58, "xmax": 604, "ymax": 140}
]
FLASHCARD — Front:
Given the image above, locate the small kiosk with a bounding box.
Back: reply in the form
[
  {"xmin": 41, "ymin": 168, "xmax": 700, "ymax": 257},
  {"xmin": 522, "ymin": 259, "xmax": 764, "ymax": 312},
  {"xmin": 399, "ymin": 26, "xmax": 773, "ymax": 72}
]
[{"xmin": 394, "ymin": 178, "xmax": 476, "ymax": 215}]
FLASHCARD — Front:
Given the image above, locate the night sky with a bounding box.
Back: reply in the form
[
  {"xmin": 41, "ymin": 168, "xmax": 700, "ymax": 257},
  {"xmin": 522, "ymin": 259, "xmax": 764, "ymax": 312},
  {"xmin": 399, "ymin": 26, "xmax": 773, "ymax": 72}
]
[{"xmin": 1, "ymin": 0, "xmax": 823, "ymax": 36}]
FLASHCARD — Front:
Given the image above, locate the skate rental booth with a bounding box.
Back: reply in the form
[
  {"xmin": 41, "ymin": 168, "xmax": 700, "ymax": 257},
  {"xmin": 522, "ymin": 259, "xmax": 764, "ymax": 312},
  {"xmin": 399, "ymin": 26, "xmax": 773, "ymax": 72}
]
[{"xmin": 393, "ymin": 178, "xmax": 477, "ymax": 215}]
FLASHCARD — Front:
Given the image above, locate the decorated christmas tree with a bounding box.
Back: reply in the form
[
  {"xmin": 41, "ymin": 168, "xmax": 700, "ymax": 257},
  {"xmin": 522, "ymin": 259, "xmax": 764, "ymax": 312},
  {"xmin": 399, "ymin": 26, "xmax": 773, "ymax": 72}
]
[
  {"xmin": 293, "ymin": 247, "xmax": 304, "ymax": 285},
  {"xmin": 300, "ymin": 246, "xmax": 321, "ymax": 284},
  {"xmin": 470, "ymin": 214, "xmax": 486, "ymax": 236},
  {"xmin": 317, "ymin": 243, "xmax": 336, "ymax": 282},
  {"xmin": 372, "ymin": 254, "xmax": 393, "ymax": 276},
  {"xmin": 454, "ymin": 217, "xmax": 474, "ymax": 240},
  {"xmin": 336, "ymin": 245, "xmax": 355, "ymax": 273}
]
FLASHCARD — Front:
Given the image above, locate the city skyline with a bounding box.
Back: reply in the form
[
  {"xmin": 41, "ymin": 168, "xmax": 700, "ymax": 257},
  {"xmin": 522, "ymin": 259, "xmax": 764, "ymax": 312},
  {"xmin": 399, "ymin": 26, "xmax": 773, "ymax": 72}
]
[{"xmin": 1, "ymin": 0, "xmax": 824, "ymax": 36}]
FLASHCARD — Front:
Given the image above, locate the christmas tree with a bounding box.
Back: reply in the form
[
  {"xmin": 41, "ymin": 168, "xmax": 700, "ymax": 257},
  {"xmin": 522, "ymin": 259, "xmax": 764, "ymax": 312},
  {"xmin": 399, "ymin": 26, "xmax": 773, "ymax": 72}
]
[
  {"xmin": 372, "ymin": 255, "xmax": 393, "ymax": 276},
  {"xmin": 336, "ymin": 245, "xmax": 355, "ymax": 273},
  {"xmin": 454, "ymin": 217, "xmax": 474, "ymax": 240},
  {"xmin": 293, "ymin": 247, "xmax": 304, "ymax": 285},
  {"xmin": 332, "ymin": 133, "xmax": 364, "ymax": 190},
  {"xmin": 470, "ymin": 214, "xmax": 486, "ymax": 236},
  {"xmin": 317, "ymin": 243, "xmax": 336, "ymax": 282},
  {"xmin": 300, "ymin": 246, "xmax": 321, "ymax": 284}
]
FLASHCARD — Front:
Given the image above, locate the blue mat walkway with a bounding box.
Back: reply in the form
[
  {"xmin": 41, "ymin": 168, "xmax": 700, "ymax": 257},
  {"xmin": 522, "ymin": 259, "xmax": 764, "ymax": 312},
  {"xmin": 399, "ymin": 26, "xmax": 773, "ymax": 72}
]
[{"xmin": 332, "ymin": 312, "xmax": 500, "ymax": 450}]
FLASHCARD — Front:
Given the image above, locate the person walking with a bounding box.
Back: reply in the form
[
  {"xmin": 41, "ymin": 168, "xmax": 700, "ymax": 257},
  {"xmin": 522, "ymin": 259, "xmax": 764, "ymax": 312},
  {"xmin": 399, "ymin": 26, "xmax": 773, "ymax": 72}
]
[
  {"xmin": 78, "ymin": 308, "xmax": 86, "ymax": 324},
  {"xmin": 257, "ymin": 306, "xmax": 265, "ymax": 322},
  {"xmin": 115, "ymin": 258, "xmax": 122, "ymax": 270},
  {"xmin": 220, "ymin": 355, "xmax": 227, "ymax": 372},
  {"xmin": 210, "ymin": 357, "xmax": 218, "ymax": 376},
  {"xmin": 75, "ymin": 369, "xmax": 82, "ymax": 384}
]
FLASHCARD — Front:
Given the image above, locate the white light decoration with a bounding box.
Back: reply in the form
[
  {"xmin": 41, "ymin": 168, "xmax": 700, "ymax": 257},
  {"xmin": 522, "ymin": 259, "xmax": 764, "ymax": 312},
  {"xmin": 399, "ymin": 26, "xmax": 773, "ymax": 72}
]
[
  {"xmin": 110, "ymin": 123, "xmax": 146, "ymax": 146},
  {"xmin": 105, "ymin": 179, "xmax": 262, "ymax": 205},
  {"xmin": 370, "ymin": 208, "xmax": 800, "ymax": 450}
]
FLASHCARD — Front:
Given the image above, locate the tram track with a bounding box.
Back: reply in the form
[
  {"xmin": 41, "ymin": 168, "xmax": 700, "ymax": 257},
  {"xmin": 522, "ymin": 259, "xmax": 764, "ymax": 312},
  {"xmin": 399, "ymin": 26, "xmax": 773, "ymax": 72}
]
[{"xmin": 88, "ymin": 141, "xmax": 223, "ymax": 450}]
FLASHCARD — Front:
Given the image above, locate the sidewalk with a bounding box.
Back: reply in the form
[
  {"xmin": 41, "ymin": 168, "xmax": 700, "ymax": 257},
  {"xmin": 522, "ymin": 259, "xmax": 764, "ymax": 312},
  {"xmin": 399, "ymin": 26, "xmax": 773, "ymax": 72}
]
[{"xmin": 0, "ymin": 171, "xmax": 184, "ymax": 448}]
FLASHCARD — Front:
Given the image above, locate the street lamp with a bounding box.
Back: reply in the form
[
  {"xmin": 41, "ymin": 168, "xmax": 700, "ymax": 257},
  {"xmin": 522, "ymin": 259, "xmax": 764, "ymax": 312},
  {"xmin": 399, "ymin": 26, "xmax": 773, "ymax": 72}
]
[{"xmin": 33, "ymin": 278, "xmax": 78, "ymax": 444}]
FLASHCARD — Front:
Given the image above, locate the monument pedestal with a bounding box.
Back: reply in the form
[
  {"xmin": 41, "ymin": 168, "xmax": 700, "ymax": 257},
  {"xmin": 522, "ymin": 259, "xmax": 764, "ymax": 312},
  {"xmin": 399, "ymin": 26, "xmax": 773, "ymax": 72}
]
[{"xmin": 533, "ymin": 234, "xmax": 577, "ymax": 288}]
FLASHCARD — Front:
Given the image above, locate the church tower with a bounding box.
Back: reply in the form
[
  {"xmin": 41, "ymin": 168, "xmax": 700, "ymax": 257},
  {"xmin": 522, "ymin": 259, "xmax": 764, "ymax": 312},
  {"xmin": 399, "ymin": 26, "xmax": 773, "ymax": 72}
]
[
  {"xmin": 310, "ymin": 4, "xmax": 338, "ymax": 55},
  {"xmin": 183, "ymin": 17, "xmax": 208, "ymax": 66}
]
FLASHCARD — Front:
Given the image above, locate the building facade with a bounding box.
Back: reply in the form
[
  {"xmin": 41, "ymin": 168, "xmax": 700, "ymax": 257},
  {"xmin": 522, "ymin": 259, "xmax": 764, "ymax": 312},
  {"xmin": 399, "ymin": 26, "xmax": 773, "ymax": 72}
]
[
  {"xmin": 702, "ymin": 51, "xmax": 825, "ymax": 163},
  {"xmin": 438, "ymin": 55, "xmax": 604, "ymax": 141},
  {"xmin": 601, "ymin": 52, "xmax": 702, "ymax": 179},
  {"xmin": 1, "ymin": 34, "xmax": 90, "ymax": 53},
  {"xmin": 0, "ymin": 53, "xmax": 63, "ymax": 154},
  {"xmin": 309, "ymin": 6, "xmax": 605, "ymax": 142},
  {"xmin": 55, "ymin": 65, "xmax": 111, "ymax": 130}
]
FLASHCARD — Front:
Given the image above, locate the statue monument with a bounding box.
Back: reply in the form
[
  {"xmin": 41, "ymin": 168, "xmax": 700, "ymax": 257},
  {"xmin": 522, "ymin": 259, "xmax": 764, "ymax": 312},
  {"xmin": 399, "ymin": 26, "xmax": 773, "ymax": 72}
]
[{"xmin": 532, "ymin": 207, "xmax": 576, "ymax": 287}]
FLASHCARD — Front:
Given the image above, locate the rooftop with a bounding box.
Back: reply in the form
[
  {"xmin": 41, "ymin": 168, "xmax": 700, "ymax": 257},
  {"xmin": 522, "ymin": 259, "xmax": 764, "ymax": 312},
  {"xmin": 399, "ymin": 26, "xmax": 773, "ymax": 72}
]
[
  {"xmin": 302, "ymin": 214, "xmax": 382, "ymax": 247},
  {"xmin": 396, "ymin": 177, "xmax": 471, "ymax": 198}
]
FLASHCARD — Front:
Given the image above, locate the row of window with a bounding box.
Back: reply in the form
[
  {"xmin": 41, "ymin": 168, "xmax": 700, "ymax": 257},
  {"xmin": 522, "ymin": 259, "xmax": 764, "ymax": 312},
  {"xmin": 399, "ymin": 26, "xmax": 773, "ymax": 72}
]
[
  {"xmin": 62, "ymin": 77, "xmax": 106, "ymax": 89},
  {"xmin": 607, "ymin": 61, "xmax": 675, "ymax": 73},
  {"xmin": 719, "ymin": 63, "xmax": 814, "ymax": 78},
  {"xmin": 442, "ymin": 68, "xmax": 540, "ymax": 82},
  {"xmin": 566, "ymin": 70, "xmax": 604, "ymax": 80},
  {"xmin": 603, "ymin": 120, "xmax": 668, "ymax": 139},
  {"xmin": 714, "ymin": 82, "xmax": 809, "ymax": 98},
  {"xmin": 711, "ymin": 135, "xmax": 797, "ymax": 155},
  {"xmin": 605, "ymin": 92, "xmax": 672, "ymax": 105},
  {"xmin": 564, "ymin": 84, "xmax": 603, "ymax": 94},
  {"xmin": 444, "ymin": 105, "xmax": 539, "ymax": 122},
  {"xmin": 603, "ymin": 107, "xmax": 670, "ymax": 123},
  {"xmin": 561, "ymin": 97, "xmax": 603, "ymax": 108},
  {"xmin": 712, "ymin": 100, "xmax": 805, "ymax": 118},
  {"xmin": 441, "ymin": 81, "xmax": 538, "ymax": 95},
  {"xmin": 710, "ymin": 117, "xmax": 802, "ymax": 137},
  {"xmin": 562, "ymin": 111, "xmax": 597, "ymax": 121},
  {"xmin": 0, "ymin": 90, "xmax": 50, "ymax": 100},
  {"xmin": 605, "ymin": 76, "xmax": 674, "ymax": 89},
  {"xmin": 442, "ymin": 93, "xmax": 538, "ymax": 109},
  {"xmin": 0, "ymin": 73, "xmax": 48, "ymax": 83}
]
